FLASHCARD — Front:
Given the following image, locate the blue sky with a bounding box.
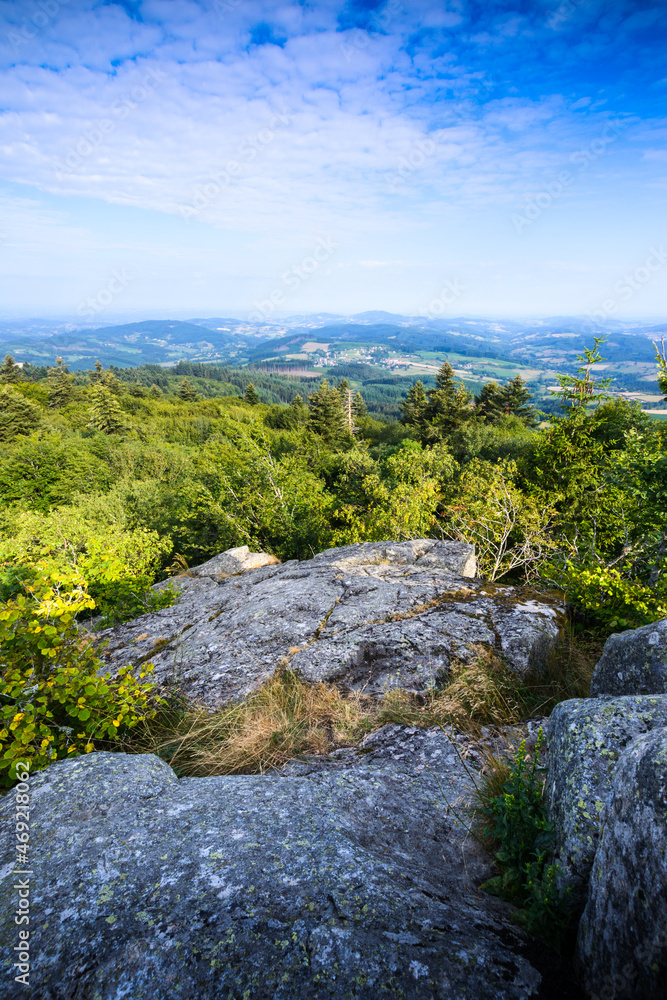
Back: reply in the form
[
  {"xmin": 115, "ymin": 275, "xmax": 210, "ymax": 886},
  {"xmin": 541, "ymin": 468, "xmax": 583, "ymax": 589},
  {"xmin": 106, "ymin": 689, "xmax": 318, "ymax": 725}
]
[{"xmin": 0, "ymin": 0, "xmax": 665, "ymax": 320}]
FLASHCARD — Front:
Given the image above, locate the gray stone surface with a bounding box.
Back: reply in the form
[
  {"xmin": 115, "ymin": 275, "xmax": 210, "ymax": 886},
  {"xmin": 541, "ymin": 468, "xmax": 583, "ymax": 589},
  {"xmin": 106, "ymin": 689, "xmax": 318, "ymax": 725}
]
[
  {"xmin": 0, "ymin": 728, "xmax": 581, "ymax": 1000},
  {"xmin": 577, "ymin": 728, "xmax": 667, "ymax": 1000},
  {"xmin": 99, "ymin": 540, "xmax": 564, "ymax": 709},
  {"xmin": 590, "ymin": 617, "xmax": 667, "ymax": 697},
  {"xmin": 188, "ymin": 544, "xmax": 280, "ymax": 580},
  {"xmin": 545, "ymin": 695, "xmax": 667, "ymax": 907}
]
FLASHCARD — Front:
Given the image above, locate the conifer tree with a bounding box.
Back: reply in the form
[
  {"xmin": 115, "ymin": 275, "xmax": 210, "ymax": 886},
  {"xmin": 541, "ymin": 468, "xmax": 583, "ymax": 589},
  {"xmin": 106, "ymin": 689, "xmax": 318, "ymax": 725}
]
[
  {"xmin": 88, "ymin": 384, "xmax": 125, "ymax": 434},
  {"xmin": 496, "ymin": 375, "xmax": 539, "ymax": 426},
  {"xmin": 475, "ymin": 381, "xmax": 503, "ymax": 422},
  {"xmin": 89, "ymin": 360, "xmax": 105, "ymax": 383},
  {"xmin": 179, "ymin": 378, "xmax": 199, "ymax": 402},
  {"xmin": 308, "ymin": 379, "xmax": 346, "ymax": 442},
  {"xmin": 47, "ymin": 357, "xmax": 74, "ymax": 408},
  {"xmin": 352, "ymin": 391, "xmax": 367, "ymax": 421},
  {"xmin": 0, "ymin": 384, "xmax": 41, "ymax": 441},
  {"xmin": 149, "ymin": 384, "xmax": 162, "ymax": 398},
  {"xmin": 0, "ymin": 354, "xmax": 21, "ymax": 384},
  {"xmin": 425, "ymin": 361, "xmax": 472, "ymax": 437},
  {"xmin": 244, "ymin": 382, "xmax": 260, "ymax": 405},
  {"xmin": 401, "ymin": 380, "xmax": 429, "ymax": 431}
]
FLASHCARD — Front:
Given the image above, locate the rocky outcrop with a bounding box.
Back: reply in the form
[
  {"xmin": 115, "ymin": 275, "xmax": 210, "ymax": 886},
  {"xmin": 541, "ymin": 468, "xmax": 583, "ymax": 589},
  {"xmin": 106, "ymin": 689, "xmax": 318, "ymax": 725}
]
[
  {"xmin": 590, "ymin": 618, "xmax": 667, "ymax": 697},
  {"xmin": 99, "ymin": 540, "xmax": 564, "ymax": 709},
  {"xmin": 0, "ymin": 729, "xmax": 582, "ymax": 1000},
  {"xmin": 187, "ymin": 544, "xmax": 280, "ymax": 579},
  {"xmin": 545, "ymin": 694, "xmax": 667, "ymax": 907},
  {"xmin": 576, "ymin": 728, "xmax": 667, "ymax": 1000}
]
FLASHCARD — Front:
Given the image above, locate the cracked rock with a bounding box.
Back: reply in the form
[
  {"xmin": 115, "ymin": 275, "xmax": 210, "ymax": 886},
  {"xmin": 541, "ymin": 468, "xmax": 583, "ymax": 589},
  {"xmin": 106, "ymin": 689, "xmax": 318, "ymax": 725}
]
[{"xmin": 98, "ymin": 540, "xmax": 564, "ymax": 709}]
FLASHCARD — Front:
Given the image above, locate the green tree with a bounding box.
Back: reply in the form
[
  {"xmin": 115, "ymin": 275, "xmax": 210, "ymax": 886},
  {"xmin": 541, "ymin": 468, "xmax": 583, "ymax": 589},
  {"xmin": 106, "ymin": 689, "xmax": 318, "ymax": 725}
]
[
  {"xmin": 179, "ymin": 378, "xmax": 199, "ymax": 402},
  {"xmin": 149, "ymin": 384, "xmax": 162, "ymax": 398},
  {"xmin": 496, "ymin": 376, "xmax": 539, "ymax": 426},
  {"xmin": 0, "ymin": 354, "xmax": 21, "ymax": 384},
  {"xmin": 401, "ymin": 380, "xmax": 429, "ymax": 434},
  {"xmin": 243, "ymin": 382, "xmax": 260, "ymax": 406},
  {"xmin": 308, "ymin": 379, "xmax": 346, "ymax": 443},
  {"xmin": 475, "ymin": 382, "xmax": 503, "ymax": 423},
  {"xmin": 0, "ymin": 384, "xmax": 42, "ymax": 441},
  {"xmin": 47, "ymin": 357, "xmax": 74, "ymax": 408},
  {"xmin": 655, "ymin": 339, "xmax": 667, "ymax": 401},
  {"xmin": 553, "ymin": 338, "xmax": 613, "ymax": 410},
  {"xmin": 89, "ymin": 359, "xmax": 105, "ymax": 383},
  {"xmin": 426, "ymin": 362, "xmax": 473, "ymax": 439},
  {"xmin": 89, "ymin": 384, "xmax": 125, "ymax": 435},
  {"xmin": 352, "ymin": 391, "xmax": 367, "ymax": 422}
]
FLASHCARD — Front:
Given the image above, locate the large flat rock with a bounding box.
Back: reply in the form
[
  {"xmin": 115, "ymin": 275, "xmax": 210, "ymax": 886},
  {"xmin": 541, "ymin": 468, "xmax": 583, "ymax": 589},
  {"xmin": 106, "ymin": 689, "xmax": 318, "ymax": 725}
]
[
  {"xmin": 0, "ymin": 728, "xmax": 582, "ymax": 999},
  {"xmin": 98, "ymin": 541, "xmax": 564, "ymax": 709}
]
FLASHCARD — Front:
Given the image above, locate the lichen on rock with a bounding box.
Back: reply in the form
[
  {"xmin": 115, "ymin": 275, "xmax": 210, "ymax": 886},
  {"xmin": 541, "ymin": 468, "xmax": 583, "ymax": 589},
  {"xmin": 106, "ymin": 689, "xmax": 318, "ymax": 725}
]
[
  {"xmin": 545, "ymin": 694, "xmax": 667, "ymax": 908},
  {"xmin": 590, "ymin": 617, "xmax": 667, "ymax": 697},
  {"xmin": 577, "ymin": 728, "xmax": 667, "ymax": 1000}
]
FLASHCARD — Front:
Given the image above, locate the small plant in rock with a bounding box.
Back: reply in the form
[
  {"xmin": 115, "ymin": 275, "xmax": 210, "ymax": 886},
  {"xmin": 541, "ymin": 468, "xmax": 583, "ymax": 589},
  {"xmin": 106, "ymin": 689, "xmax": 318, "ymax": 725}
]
[{"xmin": 476, "ymin": 730, "xmax": 572, "ymax": 950}]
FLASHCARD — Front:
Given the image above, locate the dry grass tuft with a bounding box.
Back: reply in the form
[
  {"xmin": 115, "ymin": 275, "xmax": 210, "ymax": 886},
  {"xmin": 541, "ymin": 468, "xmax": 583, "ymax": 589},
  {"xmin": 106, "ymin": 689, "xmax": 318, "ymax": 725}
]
[{"xmin": 127, "ymin": 633, "xmax": 598, "ymax": 778}]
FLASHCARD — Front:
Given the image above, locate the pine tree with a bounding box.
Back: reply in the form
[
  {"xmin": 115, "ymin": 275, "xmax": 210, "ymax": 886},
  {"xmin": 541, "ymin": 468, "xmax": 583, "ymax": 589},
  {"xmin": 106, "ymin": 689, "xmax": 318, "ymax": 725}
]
[
  {"xmin": 308, "ymin": 379, "xmax": 346, "ymax": 442},
  {"xmin": 244, "ymin": 382, "xmax": 260, "ymax": 405},
  {"xmin": 47, "ymin": 357, "xmax": 74, "ymax": 408},
  {"xmin": 149, "ymin": 384, "xmax": 162, "ymax": 398},
  {"xmin": 0, "ymin": 354, "xmax": 22, "ymax": 384},
  {"xmin": 88, "ymin": 384, "xmax": 125, "ymax": 434},
  {"xmin": 352, "ymin": 391, "xmax": 367, "ymax": 421},
  {"xmin": 475, "ymin": 381, "xmax": 503, "ymax": 423},
  {"xmin": 0, "ymin": 384, "xmax": 41, "ymax": 441},
  {"xmin": 425, "ymin": 362, "xmax": 472, "ymax": 437},
  {"xmin": 401, "ymin": 380, "xmax": 429, "ymax": 431},
  {"xmin": 179, "ymin": 378, "xmax": 199, "ymax": 402},
  {"xmin": 89, "ymin": 359, "xmax": 105, "ymax": 383},
  {"xmin": 496, "ymin": 375, "xmax": 539, "ymax": 426}
]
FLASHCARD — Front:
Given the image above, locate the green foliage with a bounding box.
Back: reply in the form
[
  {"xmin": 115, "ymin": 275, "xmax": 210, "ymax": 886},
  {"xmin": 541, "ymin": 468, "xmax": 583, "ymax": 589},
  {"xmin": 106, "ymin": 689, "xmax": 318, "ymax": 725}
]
[
  {"xmin": 0, "ymin": 384, "xmax": 42, "ymax": 441},
  {"xmin": 552, "ymin": 337, "xmax": 613, "ymax": 410},
  {"xmin": 400, "ymin": 379, "xmax": 429, "ymax": 435},
  {"xmin": 478, "ymin": 732, "xmax": 572, "ymax": 949},
  {"xmin": 179, "ymin": 377, "xmax": 200, "ymax": 402},
  {"xmin": 0, "ymin": 354, "xmax": 22, "ymax": 384},
  {"xmin": 424, "ymin": 361, "xmax": 473, "ymax": 440},
  {"xmin": 655, "ymin": 339, "xmax": 667, "ymax": 401},
  {"xmin": 89, "ymin": 383, "xmax": 125, "ymax": 434},
  {"xmin": 47, "ymin": 357, "xmax": 74, "ymax": 408},
  {"xmin": 0, "ymin": 577, "xmax": 159, "ymax": 785},
  {"xmin": 551, "ymin": 561, "xmax": 667, "ymax": 632},
  {"xmin": 0, "ymin": 493, "xmax": 173, "ymax": 623},
  {"xmin": 443, "ymin": 459, "xmax": 555, "ymax": 580},
  {"xmin": 0, "ymin": 436, "xmax": 113, "ymax": 511},
  {"xmin": 308, "ymin": 379, "xmax": 347, "ymax": 443},
  {"xmin": 243, "ymin": 381, "xmax": 260, "ymax": 405}
]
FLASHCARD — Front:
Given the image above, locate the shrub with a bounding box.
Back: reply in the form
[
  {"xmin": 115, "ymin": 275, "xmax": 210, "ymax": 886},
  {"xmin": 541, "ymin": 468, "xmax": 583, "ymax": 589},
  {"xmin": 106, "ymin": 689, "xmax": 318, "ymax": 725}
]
[
  {"xmin": 0, "ymin": 576, "xmax": 159, "ymax": 786},
  {"xmin": 551, "ymin": 560, "xmax": 667, "ymax": 633},
  {"xmin": 476, "ymin": 732, "xmax": 572, "ymax": 949}
]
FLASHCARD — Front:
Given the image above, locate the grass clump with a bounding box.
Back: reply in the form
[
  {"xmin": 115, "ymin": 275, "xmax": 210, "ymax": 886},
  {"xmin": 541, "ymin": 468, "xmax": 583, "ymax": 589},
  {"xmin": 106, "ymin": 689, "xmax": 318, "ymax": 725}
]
[
  {"xmin": 128, "ymin": 634, "xmax": 596, "ymax": 779},
  {"xmin": 131, "ymin": 667, "xmax": 373, "ymax": 776}
]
